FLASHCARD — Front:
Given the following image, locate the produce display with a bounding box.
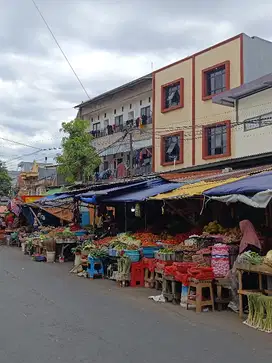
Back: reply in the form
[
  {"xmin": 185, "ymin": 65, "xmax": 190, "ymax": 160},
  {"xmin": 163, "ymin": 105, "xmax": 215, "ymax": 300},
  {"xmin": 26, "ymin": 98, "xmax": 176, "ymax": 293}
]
[
  {"xmin": 203, "ymin": 221, "xmax": 241, "ymax": 243},
  {"xmin": 239, "ymin": 251, "xmax": 263, "ymax": 265},
  {"xmin": 211, "ymin": 244, "xmax": 230, "ymax": 277},
  {"xmin": 245, "ymin": 293, "xmax": 272, "ymax": 333}
]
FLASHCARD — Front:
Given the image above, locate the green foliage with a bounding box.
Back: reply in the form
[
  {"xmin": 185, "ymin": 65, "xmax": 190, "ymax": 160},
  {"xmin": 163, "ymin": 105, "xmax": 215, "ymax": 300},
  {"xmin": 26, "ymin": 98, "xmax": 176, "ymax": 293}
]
[
  {"xmin": 0, "ymin": 161, "xmax": 11, "ymax": 196},
  {"xmin": 56, "ymin": 119, "xmax": 101, "ymax": 183}
]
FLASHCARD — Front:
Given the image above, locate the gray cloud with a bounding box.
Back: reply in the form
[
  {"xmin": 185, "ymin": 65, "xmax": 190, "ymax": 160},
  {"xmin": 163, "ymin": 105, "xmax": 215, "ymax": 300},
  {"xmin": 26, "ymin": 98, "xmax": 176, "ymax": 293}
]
[{"xmin": 0, "ymin": 0, "xmax": 271, "ymax": 168}]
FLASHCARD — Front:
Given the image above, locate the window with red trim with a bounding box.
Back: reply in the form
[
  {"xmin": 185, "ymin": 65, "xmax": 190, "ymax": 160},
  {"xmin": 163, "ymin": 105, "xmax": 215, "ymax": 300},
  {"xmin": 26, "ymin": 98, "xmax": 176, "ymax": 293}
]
[
  {"xmin": 161, "ymin": 78, "xmax": 184, "ymax": 113},
  {"xmin": 202, "ymin": 121, "xmax": 231, "ymax": 159},
  {"xmin": 161, "ymin": 132, "xmax": 184, "ymax": 165},
  {"xmin": 202, "ymin": 61, "xmax": 230, "ymax": 100}
]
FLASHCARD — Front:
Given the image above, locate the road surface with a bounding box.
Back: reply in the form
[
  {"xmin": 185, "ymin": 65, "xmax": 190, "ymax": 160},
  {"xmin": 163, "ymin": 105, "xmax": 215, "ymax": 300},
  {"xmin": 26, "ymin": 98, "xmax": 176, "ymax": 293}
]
[{"xmin": 0, "ymin": 246, "xmax": 271, "ymax": 363}]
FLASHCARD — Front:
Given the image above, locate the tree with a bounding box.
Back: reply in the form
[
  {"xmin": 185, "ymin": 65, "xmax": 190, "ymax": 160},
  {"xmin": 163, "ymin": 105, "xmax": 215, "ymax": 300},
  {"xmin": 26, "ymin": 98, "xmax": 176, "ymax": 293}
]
[
  {"xmin": 0, "ymin": 161, "xmax": 12, "ymax": 196},
  {"xmin": 56, "ymin": 118, "xmax": 101, "ymax": 183}
]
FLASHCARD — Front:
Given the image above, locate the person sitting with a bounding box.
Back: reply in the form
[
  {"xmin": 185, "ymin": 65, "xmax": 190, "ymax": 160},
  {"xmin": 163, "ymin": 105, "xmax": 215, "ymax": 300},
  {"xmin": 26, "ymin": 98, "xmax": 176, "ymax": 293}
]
[{"xmin": 239, "ymin": 219, "xmax": 262, "ymax": 254}]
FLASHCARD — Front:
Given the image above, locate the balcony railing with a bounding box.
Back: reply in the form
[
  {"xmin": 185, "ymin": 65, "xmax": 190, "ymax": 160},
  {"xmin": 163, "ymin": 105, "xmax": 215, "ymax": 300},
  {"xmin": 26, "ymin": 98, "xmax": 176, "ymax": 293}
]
[{"xmin": 91, "ymin": 116, "xmax": 152, "ymax": 139}]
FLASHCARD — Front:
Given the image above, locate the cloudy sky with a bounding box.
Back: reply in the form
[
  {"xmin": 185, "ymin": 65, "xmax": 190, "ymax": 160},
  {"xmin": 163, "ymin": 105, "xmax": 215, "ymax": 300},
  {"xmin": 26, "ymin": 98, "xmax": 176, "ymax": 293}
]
[{"xmin": 1, "ymin": 0, "xmax": 271, "ymax": 170}]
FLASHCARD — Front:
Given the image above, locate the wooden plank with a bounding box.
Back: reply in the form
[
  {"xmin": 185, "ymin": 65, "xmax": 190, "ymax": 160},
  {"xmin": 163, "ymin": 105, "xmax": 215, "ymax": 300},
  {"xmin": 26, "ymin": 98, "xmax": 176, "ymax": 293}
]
[{"xmin": 238, "ymin": 289, "xmax": 261, "ymax": 295}]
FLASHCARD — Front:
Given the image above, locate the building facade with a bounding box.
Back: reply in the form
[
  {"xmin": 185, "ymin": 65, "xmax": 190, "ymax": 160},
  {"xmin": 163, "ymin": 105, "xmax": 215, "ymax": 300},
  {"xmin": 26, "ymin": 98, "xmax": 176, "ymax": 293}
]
[
  {"xmin": 152, "ymin": 33, "xmax": 272, "ymax": 173},
  {"xmin": 17, "ymin": 161, "xmax": 62, "ymax": 196},
  {"xmin": 213, "ymin": 73, "xmax": 272, "ymax": 160},
  {"xmin": 75, "ymin": 74, "xmax": 153, "ymax": 179}
]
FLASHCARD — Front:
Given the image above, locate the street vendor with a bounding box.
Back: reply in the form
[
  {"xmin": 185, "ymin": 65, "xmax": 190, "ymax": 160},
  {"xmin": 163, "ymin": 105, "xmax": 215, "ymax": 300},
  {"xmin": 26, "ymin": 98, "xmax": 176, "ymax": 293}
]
[
  {"xmin": 239, "ymin": 219, "xmax": 262, "ymax": 254},
  {"xmin": 5, "ymin": 212, "xmax": 14, "ymax": 229}
]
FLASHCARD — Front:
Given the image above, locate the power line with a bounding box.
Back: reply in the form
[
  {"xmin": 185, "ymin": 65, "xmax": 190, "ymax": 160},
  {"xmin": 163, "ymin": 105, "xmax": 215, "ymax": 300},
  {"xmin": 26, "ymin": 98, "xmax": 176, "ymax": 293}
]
[
  {"xmin": 31, "ymin": 0, "xmax": 90, "ymax": 100},
  {"xmin": 0, "ymin": 136, "xmax": 42, "ymax": 150}
]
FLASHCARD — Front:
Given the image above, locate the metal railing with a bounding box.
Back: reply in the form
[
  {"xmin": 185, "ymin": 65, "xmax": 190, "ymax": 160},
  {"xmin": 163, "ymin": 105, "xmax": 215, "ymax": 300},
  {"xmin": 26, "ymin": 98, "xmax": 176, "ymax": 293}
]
[{"xmin": 90, "ymin": 117, "xmax": 152, "ymax": 138}]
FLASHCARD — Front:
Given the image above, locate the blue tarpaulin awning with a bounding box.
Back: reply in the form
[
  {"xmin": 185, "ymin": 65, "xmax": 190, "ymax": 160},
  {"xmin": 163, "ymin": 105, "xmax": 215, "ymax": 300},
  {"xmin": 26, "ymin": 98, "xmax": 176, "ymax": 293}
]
[
  {"xmin": 204, "ymin": 171, "xmax": 272, "ymax": 208},
  {"xmin": 204, "ymin": 171, "xmax": 272, "ymax": 196},
  {"xmin": 80, "ymin": 196, "xmax": 96, "ymax": 204},
  {"xmin": 79, "ymin": 180, "xmax": 148, "ymax": 199},
  {"xmin": 38, "ymin": 193, "xmax": 71, "ymax": 203},
  {"xmin": 100, "ymin": 179, "xmax": 182, "ymax": 203}
]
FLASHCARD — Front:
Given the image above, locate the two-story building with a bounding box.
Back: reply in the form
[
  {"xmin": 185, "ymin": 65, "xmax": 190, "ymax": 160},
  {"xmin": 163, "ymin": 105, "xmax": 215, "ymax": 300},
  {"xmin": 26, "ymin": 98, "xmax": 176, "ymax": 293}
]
[
  {"xmin": 212, "ymin": 72, "xmax": 272, "ymax": 163},
  {"xmin": 75, "ymin": 74, "xmax": 153, "ymax": 179},
  {"xmin": 152, "ymin": 33, "xmax": 272, "ymax": 173}
]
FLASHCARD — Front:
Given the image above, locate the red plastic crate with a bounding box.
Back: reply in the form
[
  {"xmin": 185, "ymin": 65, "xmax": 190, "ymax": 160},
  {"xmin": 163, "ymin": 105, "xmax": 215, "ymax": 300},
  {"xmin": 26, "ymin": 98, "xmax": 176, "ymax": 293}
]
[{"xmin": 130, "ymin": 261, "xmax": 145, "ymax": 287}]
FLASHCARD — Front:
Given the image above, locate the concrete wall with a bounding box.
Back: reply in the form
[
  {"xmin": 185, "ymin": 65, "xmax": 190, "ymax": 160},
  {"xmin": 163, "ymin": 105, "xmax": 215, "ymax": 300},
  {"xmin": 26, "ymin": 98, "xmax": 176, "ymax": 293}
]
[
  {"xmin": 153, "ymin": 58, "xmax": 193, "ymax": 173},
  {"xmin": 243, "ymin": 35, "xmax": 272, "ymax": 83},
  {"xmin": 194, "ymin": 38, "xmax": 241, "ymax": 166},
  {"xmin": 80, "ymin": 80, "xmax": 152, "ymax": 131},
  {"xmin": 153, "ymin": 36, "xmax": 241, "ymax": 173},
  {"xmin": 235, "ymin": 88, "xmax": 272, "ymax": 158}
]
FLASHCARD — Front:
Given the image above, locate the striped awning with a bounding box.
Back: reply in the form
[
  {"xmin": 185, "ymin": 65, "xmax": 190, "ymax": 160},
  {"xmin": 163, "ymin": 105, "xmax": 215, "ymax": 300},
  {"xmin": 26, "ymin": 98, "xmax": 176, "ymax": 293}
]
[{"xmin": 150, "ymin": 176, "xmax": 246, "ymax": 200}]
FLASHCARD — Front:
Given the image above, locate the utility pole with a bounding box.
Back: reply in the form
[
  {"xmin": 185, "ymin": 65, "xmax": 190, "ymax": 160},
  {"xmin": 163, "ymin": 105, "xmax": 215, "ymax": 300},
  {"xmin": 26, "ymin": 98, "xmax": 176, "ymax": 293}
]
[{"xmin": 129, "ymin": 131, "xmax": 133, "ymax": 178}]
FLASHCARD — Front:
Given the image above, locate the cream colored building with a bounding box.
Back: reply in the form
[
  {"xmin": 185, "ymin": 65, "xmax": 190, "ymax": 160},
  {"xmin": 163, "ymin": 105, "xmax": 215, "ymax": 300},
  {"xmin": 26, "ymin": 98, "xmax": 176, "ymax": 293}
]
[
  {"xmin": 152, "ymin": 33, "xmax": 272, "ymax": 173},
  {"xmin": 213, "ymin": 73, "xmax": 272, "ymax": 160}
]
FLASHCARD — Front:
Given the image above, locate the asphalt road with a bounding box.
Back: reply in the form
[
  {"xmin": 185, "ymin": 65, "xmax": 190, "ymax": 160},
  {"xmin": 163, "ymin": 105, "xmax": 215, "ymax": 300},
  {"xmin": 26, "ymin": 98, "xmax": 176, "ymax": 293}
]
[{"xmin": 0, "ymin": 247, "xmax": 271, "ymax": 363}]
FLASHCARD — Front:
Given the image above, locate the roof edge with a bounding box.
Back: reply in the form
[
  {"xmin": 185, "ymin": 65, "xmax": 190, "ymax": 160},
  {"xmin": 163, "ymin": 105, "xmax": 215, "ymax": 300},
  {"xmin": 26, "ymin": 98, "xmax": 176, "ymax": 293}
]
[{"xmin": 74, "ymin": 73, "xmax": 152, "ymax": 109}]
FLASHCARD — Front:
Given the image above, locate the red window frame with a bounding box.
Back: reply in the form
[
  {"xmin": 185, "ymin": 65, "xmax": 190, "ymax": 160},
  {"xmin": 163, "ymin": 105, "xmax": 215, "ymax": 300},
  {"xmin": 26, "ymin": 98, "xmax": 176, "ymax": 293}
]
[
  {"xmin": 202, "ymin": 61, "xmax": 230, "ymax": 101},
  {"xmin": 160, "ymin": 131, "xmax": 184, "ymax": 166},
  {"xmin": 202, "ymin": 120, "xmax": 231, "ymax": 160},
  {"xmin": 161, "ymin": 78, "xmax": 184, "ymax": 113}
]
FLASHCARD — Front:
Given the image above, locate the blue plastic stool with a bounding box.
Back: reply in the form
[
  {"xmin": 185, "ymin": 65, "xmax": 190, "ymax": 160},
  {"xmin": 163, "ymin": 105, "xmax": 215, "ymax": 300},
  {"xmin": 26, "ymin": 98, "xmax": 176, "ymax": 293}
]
[{"xmin": 87, "ymin": 256, "xmax": 104, "ymax": 279}]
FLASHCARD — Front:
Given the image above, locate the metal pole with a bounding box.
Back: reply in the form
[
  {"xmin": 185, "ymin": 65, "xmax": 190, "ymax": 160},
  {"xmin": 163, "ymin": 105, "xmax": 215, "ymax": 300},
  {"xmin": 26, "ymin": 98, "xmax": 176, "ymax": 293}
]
[
  {"xmin": 124, "ymin": 203, "xmax": 127, "ymax": 232},
  {"xmin": 144, "ymin": 201, "xmax": 147, "ymax": 230},
  {"xmin": 129, "ymin": 131, "xmax": 133, "ymax": 178}
]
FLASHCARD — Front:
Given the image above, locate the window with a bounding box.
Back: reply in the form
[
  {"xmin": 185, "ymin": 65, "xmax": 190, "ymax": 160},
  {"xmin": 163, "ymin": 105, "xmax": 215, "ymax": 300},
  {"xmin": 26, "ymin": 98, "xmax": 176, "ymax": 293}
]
[
  {"xmin": 202, "ymin": 121, "xmax": 231, "ymax": 159},
  {"xmin": 244, "ymin": 112, "xmax": 272, "ymax": 131},
  {"xmin": 91, "ymin": 117, "xmax": 93, "ymax": 122},
  {"xmin": 202, "ymin": 61, "xmax": 230, "ymax": 100},
  {"xmin": 130, "ymin": 104, "xmax": 132, "ymax": 109},
  {"xmin": 104, "ymin": 113, "xmax": 107, "ymax": 118},
  {"xmin": 148, "ymin": 97, "xmax": 151, "ymax": 103},
  {"xmin": 161, "ymin": 132, "xmax": 184, "ymax": 165},
  {"xmin": 114, "ymin": 109, "xmax": 116, "ymax": 114},
  {"xmin": 141, "ymin": 106, "xmax": 151, "ymax": 117},
  {"xmin": 98, "ymin": 115, "xmax": 100, "ymax": 120},
  {"xmin": 115, "ymin": 115, "xmax": 123, "ymax": 126},
  {"xmin": 122, "ymin": 106, "xmax": 124, "ymax": 112},
  {"xmin": 93, "ymin": 122, "xmax": 100, "ymax": 131},
  {"xmin": 140, "ymin": 100, "xmax": 142, "ymax": 106},
  {"xmin": 141, "ymin": 106, "xmax": 151, "ymax": 125},
  {"xmin": 161, "ymin": 78, "xmax": 184, "ymax": 113}
]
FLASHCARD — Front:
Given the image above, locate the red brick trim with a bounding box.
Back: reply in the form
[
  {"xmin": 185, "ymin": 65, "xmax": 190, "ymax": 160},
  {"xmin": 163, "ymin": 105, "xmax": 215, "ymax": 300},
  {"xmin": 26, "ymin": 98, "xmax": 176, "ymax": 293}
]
[
  {"xmin": 161, "ymin": 78, "xmax": 184, "ymax": 113},
  {"xmin": 202, "ymin": 120, "xmax": 231, "ymax": 160},
  {"xmin": 152, "ymin": 74, "xmax": 155, "ymax": 172},
  {"xmin": 160, "ymin": 131, "xmax": 184, "ymax": 166},
  {"xmin": 202, "ymin": 61, "xmax": 230, "ymax": 101}
]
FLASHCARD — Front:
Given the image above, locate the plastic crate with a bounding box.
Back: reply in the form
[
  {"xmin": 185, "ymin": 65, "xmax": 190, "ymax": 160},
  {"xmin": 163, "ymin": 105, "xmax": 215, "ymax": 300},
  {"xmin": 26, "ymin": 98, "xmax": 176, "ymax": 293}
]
[
  {"xmin": 155, "ymin": 252, "xmax": 175, "ymax": 261},
  {"xmin": 74, "ymin": 230, "xmax": 87, "ymax": 236},
  {"xmin": 141, "ymin": 246, "xmax": 160, "ymax": 258},
  {"xmin": 124, "ymin": 250, "xmax": 140, "ymax": 262}
]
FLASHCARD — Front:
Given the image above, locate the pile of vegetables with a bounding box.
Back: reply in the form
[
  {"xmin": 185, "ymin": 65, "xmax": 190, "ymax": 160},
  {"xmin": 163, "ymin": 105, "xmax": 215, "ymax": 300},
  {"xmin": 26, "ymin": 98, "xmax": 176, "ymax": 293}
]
[
  {"xmin": 240, "ymin": 251, "xmax": 263, "ymax": 265},
  {"xmin": 54, "ymin": 228, "xmax": 75, "ymax": 240},
  {"xmin": 88, "ymin": 247, "xmax": 108, "ymax": 259},
  {"xmin": 203, "ymin": 221, "xmax": 226, "ymax": 234},
  {"xmin": 158, "ymin": 248, "xmax": 174, "ymax": 254},
  {"xmin": 203, "ymin": 222, "xmax": 241, "ymax": 242},
  {"xmin": 245, "ymin": 293, "xmax": 272, "ymax": 333}
]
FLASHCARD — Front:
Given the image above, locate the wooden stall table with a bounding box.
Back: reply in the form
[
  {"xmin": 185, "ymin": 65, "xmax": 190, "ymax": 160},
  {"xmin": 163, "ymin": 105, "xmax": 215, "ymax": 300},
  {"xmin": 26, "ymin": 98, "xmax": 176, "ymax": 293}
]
[
  {"xmin": 236, "ymin": 263, "xmax": 272, "ymax": 318},
  {"xmin": 56, "ymin": 239, "xmax": 76, "ymax": 259}
]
